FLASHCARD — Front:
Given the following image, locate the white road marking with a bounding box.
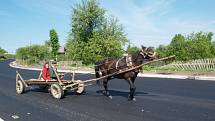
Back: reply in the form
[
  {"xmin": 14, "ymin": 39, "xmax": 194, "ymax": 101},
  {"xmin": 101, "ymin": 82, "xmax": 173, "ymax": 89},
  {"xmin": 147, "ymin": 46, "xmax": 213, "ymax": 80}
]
[
  {"xmin": 0, "ymin": 117, "xmax": 4, "ymax": 121},
  {"xmin": 11, "ymin": 115, "xmax": 19, "ymax": 119}
]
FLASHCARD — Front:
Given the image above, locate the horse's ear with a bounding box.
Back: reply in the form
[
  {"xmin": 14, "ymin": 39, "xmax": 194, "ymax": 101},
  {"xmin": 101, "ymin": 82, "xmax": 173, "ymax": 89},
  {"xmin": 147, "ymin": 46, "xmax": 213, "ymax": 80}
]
[
  {"xmin": 149, "ymin": 46, "xmax": 155, "ymax": 49},
  {"xmin": 149, "ymin": 47, "xmax": 155, "ymax": 51},
  {"xmin": 141, "ymin": 45, "xmax": 147, "ymax": 51}
]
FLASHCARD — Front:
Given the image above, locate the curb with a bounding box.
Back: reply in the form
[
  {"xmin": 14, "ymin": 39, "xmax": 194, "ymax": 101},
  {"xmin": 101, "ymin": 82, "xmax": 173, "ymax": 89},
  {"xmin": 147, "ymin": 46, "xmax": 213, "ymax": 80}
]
[
  {"xmin": 10, "ymin": 61, "xmax": 42, "ymax": 71},
  {"xmin": 9, "ymin": 61, "xmax": 94, "ymax": 74},
  {"xmin": 138, "ymin": 73, "xmax": 188, "ymax": 79},
  {"xmin": 9, "ymin": 61, "xmax": 215, "ymax": 81}
]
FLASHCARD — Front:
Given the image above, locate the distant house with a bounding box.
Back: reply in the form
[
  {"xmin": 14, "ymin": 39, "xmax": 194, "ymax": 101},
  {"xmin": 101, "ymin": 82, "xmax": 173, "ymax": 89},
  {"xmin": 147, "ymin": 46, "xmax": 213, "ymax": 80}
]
[
  {"xmin": 58, "ymin": 46, "xmax": 66, "ymax": 54},
  {"xmin": 48, "ymin": 46, "xmax": 66, "ymax": 54}
]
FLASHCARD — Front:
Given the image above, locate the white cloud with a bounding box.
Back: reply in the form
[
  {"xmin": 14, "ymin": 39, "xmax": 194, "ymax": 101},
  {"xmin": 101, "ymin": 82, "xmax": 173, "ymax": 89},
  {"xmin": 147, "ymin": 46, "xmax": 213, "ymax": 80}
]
[
  {"xmin": 101, "ymin": 0, "xmax": 175, "ymax": 46},
  {"xmin": 101, "ymin": 0, "xmax": 215, "ymax": 47}
]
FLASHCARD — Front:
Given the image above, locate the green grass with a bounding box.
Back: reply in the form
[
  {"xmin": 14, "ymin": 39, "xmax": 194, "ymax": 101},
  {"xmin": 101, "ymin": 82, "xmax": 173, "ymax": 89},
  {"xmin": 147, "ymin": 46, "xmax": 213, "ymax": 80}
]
[{"xmin": 143, "ymin": 65, "xmax": 215, "ymax": 72}]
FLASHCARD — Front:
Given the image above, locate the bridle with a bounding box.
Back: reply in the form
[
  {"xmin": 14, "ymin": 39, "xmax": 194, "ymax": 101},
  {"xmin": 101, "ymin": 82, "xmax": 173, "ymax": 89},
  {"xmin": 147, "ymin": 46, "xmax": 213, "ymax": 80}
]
[
  {"xmin": 140, "ymin": 47, "xmax": 156, "ymax": 58},
  {"xmin": 140, "ymin": 47, "xmax": 147, "ymax": 58},
  {"xmin": 148, "ymin": 51, "xmax": 156, "ymax": 58}
]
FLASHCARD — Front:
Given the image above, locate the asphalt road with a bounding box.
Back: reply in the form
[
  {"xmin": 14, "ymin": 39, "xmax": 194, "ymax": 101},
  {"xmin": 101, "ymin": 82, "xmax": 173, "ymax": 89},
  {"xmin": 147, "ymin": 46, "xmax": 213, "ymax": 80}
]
[{"xmin": 0, "ymin": 59, "xmax": 215, "ymax": 121}]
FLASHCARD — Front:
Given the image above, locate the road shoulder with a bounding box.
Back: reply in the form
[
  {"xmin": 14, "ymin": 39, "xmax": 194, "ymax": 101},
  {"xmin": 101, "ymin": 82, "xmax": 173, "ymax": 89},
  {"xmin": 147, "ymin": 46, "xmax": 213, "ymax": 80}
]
[{"xmin": 10, "ymin": 61, "xmax": 215, "ymax": 81}]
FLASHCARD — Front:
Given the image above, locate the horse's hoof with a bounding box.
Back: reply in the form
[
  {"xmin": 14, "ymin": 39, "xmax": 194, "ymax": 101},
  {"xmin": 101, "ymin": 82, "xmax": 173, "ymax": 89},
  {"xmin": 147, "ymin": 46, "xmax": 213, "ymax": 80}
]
[
  {"xmin": 108, "ymin": 95, "xmax": 113, "ymax": 99},
  {"xmin": 102, "ymin": 91, "xmax": 106, "ymax": 95},
  {"xmin": 128, "ymin": 98, "xmax": 136, "ymax": 101},
  {"xmin": 128, "ymin": 95, "xmax": 136, "ymax": 101}
]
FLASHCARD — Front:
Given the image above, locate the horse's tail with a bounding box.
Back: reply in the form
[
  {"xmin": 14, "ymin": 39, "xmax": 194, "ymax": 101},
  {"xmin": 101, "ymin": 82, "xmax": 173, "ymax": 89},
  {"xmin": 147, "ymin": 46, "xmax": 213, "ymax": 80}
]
[
  {"xmin": 95, "ymin": 62, "xmax": 100, "ymax": 77},
  {"xmin": 95, "ymin": 62, "xmax": 102, "ymax": 85}
]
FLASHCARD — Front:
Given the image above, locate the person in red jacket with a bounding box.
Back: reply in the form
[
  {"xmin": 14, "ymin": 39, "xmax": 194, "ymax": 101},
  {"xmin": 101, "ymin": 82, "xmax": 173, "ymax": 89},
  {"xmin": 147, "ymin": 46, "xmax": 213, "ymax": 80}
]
[{"xmin": 42, "ymin": 62, "xmax": 50, "ymax": 81}]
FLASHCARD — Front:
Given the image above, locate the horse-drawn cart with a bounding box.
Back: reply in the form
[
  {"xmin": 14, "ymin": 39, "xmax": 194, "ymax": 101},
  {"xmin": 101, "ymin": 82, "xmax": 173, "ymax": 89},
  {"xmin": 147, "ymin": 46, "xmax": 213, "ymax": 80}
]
[
  {"xmin": 16, "ymin": 70, "xmax": 85, "ymax": 99},
  {"xmin": 16, "ymin": 55, "xmax": 175, "ymax": 99}
]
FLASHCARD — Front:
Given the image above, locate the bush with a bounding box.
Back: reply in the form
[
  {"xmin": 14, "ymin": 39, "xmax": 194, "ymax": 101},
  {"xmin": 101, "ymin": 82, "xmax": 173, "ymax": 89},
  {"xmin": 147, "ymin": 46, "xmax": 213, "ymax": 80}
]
[
  {"xmin": 16, "ymin": 45, "xmax": 50, "ymax": 65},
  {"xmin": 4, "ymin": 54, "xmax": 15, "ymax": 59}
]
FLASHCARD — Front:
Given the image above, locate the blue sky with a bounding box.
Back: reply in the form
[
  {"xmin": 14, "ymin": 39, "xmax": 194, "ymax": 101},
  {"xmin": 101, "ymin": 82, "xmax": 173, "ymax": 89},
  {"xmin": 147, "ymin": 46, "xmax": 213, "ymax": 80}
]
[{"xmin": 1, "ymin": 0, "xmax": 215, "ymax": 53}]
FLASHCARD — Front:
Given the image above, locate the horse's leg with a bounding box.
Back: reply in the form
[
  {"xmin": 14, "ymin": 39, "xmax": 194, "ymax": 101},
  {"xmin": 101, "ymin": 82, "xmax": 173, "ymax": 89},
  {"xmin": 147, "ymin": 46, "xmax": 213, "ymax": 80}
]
[
  {"xmin": 103, "ymin": 78, "xmax": 112, "ymax": 99},
  {"xmin": 127, "ymin": 78, "xmax": 136, "ymax": 101},
  {"xmin": 96, "ymin": 69, "xmax": 103, "ymax": 86}
]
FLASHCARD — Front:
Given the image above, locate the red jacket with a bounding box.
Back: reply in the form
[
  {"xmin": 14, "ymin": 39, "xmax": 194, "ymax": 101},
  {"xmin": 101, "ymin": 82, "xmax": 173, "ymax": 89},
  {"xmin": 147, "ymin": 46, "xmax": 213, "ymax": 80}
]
[{"xmin": 42, "ymin": 64, "xmax": 50, "ymax": 80}]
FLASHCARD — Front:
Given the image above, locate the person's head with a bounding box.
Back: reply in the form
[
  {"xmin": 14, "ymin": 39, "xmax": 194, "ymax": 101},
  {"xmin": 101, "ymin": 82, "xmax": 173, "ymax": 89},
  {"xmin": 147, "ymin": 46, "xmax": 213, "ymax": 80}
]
[
  {"xmin": 44, "ymin": 62, "xmax": 49, "ymax": 69},
  {"xmin": 52, "ymin": 61, "xmax": 57, "ymax": 68}
]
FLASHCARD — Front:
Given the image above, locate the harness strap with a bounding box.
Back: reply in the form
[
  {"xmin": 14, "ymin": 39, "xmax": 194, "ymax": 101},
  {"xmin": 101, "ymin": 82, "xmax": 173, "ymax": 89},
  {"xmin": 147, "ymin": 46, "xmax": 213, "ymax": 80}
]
[
  {"xmin": 116, "ymin": 55, "xmax": 133, "ymax": 70},
  {"xmin": 116, "ymin": 58, "xmax": 121, "ymax": 70}
]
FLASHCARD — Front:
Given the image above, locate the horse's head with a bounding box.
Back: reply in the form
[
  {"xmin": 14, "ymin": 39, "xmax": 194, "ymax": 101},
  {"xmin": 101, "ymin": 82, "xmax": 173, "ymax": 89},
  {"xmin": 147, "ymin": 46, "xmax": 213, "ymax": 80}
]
[{"xmin": 140, "ymin": 45, "xmax": 159, "ymax": 60}]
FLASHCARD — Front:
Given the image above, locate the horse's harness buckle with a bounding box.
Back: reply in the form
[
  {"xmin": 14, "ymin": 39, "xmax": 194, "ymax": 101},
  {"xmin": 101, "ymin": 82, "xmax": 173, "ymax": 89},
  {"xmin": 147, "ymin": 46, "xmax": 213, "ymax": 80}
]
[{"xmin": 126, "ymin": 55, "xmax": 133, "ymax": 68}]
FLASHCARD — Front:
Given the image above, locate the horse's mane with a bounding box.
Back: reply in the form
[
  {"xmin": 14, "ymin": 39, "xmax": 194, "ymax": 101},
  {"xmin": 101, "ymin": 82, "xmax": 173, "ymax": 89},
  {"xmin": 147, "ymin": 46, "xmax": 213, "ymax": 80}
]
[
  {"xmin": 95, "ymin": 58, "xmax": 116, "ymax": 65},
  {"xmin": 95, "ymin": 50, "xmax": 142, "ymax": 65},
  {"xmin": 130, "ymin": 50, "xmax": 141, "ymax": 62}
]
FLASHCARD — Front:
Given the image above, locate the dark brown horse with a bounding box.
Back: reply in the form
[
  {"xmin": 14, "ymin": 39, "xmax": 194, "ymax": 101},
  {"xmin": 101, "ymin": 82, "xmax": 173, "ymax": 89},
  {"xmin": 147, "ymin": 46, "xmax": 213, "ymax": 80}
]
[{"xmin": 95, "ymin": 46, "xmax": 159, "ymax": 100}]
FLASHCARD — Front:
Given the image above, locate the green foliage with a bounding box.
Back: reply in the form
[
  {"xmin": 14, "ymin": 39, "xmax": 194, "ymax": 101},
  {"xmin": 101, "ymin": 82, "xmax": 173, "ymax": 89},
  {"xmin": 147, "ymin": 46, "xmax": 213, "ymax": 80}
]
[
  {"xmin": 4, "ymin": 54, "xmax": 15, "ymax": 59},
  {"xmin": 57, "ymin": 54, "xmax": 69, "ymax": 61},
  {"xmin": 142, "ymin": 65, "xmax": 156, "ymax": 71},
  {"xmin": 0, "ymin": 47, "xmax": 7, "ymax": 59},
  {"xmin": 66, "ymin": 0, "xmax": 128, "ymax": 64},
  {"xmin": 157, "ymin": 31, "xmax": 215, "ymax": 61},
  {"xmin": 16, "ymin": 45, "xmax": 50, "ymax": 65},
  {"xmin": 156, "ymin": 45, "xmax": 169, "ymax": 58},
  {"xmin": 70, "ymin": 0, "xmax": 105, "ymax": 42},
  {"xmin": 49, "ymin": 29, "xmax": 60, "ymax": 59},
  {"xmin": 169, "ymin": 34, "xmax": 188, "ymax": 61},
  {"xmin": 143, "ymin": 65, "xmax": 180, "ymax": 71},
  {"xmin": 0, "ymin": 47, "xmax": 7, "ymax": 54},
  {"xmin": 186, "ymin": 32, "xmax": 213, "ymax": 60},
  {"xmin": 127, "ymin": 45, "xmax": 139, "ymax": 54}
]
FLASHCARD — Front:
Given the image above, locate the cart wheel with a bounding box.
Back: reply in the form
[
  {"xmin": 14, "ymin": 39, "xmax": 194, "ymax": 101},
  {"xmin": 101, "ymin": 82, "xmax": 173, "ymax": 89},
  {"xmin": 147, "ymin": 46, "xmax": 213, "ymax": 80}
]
[
  {"xmin": 75, "ymin": 81, "xmax": 85, "ymax": 94},
  {"xmin": 16, "ymin": 80, "xmax": 25, "ymax": 94},
  {"xmin": 50, "ymin": 84, "xmax": 64, "ymax": 99}
]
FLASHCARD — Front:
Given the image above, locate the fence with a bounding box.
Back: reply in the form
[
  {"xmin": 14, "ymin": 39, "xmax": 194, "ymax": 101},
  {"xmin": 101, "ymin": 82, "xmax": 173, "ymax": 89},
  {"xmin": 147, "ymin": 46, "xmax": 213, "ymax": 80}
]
[
  {"xmin": 57, "ymin": 61, "xmax": 82, "ymax": 70},
  {"xmin": 165, "ymin": 59, "xmax": 215, "ymax": 71}
]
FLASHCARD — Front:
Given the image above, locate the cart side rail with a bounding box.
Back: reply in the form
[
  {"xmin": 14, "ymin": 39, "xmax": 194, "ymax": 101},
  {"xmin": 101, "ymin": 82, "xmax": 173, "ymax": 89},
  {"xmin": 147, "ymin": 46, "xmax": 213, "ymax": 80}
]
[{"xmin": 16, "ymin": 70, "xmax": 28, "ymax": 87}]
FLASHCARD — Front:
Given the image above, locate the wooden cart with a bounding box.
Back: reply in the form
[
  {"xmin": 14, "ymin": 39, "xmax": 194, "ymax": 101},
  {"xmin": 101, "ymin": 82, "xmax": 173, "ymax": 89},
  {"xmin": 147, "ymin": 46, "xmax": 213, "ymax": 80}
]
[
  {"xmin": 16, "ymin": 56, "xmax": 175, "ymax": 99},
  {"xmin": 16, "ymin": 69, "xmax": 85, "ymax": 99}
]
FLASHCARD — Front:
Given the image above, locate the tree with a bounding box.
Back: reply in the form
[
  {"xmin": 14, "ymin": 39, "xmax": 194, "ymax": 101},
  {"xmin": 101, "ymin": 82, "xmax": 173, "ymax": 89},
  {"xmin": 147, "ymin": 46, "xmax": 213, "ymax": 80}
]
[
  {"xmin": 186, "ymin": 32, "xmax": 213, "ymax": 60},
  {"xmin": 127, "ymin": 44, "xmax": 139, "ymax": 54},
  {"xmin": 0, "ymin": 47, "xmax": 7, "ymax": 59},
  {"xmin": 16, "ymin": 47, "xmax": 29, "ymax": 60},
  {"xmin": 156, "ymin": 45, "xmax": 169, "ymax": 58},
  {"xmin": 157, "ymin": 31, "xmax": 215, "ymax": 61},
  {"xmin": 49, "ymin": 29, "xmax": 60, "ymax": 60},
  {"xmin": 0, "ymin": 47, "xmax": 7, "ymax": 54},
  {"xmin": 66, "ymin": 0, "xmax": 128, "ymax": 64},
  {"xmin": 169, "ymin": 34, "xmax": 188, "ymax": 61}
]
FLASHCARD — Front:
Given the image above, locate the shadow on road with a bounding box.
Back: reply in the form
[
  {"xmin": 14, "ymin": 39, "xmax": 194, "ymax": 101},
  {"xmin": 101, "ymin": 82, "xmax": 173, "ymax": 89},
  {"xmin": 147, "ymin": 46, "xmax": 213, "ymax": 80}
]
[
  {"xmin": 21, "ymin": 86, "xmax": 158, "ymax": 100},
  {"xmin": 95, "ymin": 89, "xmax": 157, "ymax": 99}
]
